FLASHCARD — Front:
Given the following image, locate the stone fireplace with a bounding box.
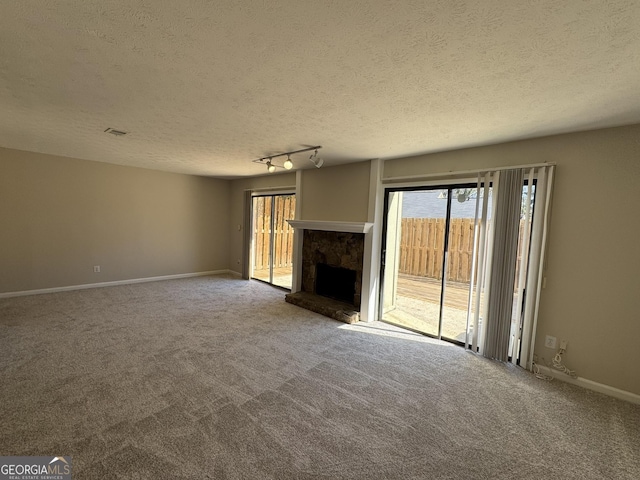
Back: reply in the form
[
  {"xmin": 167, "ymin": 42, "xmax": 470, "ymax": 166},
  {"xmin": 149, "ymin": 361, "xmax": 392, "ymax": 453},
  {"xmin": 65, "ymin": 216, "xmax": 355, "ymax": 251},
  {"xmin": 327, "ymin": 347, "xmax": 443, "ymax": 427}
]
[{"xmin": 285, "ymin": 221, "xmax": 372, "ymax": 324}]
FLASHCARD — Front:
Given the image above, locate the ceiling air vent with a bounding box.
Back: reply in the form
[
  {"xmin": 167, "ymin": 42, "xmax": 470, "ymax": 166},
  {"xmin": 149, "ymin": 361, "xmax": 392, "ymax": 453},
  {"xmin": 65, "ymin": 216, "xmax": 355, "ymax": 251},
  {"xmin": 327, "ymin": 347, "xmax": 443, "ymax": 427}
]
[{"xmin": 104, "ymin": 127, "xmax": 128, "ymax": 136}]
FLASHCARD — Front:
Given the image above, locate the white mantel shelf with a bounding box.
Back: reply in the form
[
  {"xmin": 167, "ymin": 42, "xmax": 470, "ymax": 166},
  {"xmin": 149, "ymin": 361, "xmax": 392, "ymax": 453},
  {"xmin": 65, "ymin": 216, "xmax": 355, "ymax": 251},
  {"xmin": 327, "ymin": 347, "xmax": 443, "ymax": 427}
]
[{"xmin": 287, "ymin": 220, "xmax": 374, "ymax": 234}]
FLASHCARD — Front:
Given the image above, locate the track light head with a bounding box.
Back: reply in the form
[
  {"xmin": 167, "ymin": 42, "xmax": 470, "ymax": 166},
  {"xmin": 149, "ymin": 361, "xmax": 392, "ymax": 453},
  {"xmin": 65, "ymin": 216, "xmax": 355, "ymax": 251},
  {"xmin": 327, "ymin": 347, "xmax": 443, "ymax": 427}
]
[
  {"xmin": 309, "ymin": 149, "xmax": 324, "ymax": 168},
  {"xmin": 283, "ymin": 155, "xmax": 293, "ymax": 170},
  {"xmin": 266, "ymin": 160, "xmax": 276, "ymax": 173}
]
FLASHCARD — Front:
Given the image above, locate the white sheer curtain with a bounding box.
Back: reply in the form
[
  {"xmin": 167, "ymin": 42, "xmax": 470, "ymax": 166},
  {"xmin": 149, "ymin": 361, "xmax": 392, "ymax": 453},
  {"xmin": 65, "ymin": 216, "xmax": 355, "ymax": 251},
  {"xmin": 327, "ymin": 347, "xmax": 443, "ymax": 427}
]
[{"xmin": 465, "ymin": 165, "xmax": 554, "ymax": 368}]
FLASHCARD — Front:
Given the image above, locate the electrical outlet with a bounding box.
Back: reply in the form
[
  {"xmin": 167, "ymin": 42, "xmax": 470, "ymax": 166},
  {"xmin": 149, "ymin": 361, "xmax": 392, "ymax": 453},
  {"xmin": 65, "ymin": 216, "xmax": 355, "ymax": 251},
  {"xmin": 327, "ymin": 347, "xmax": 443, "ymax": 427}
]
[
  {"xmin": 93, "ymin": 265, "xmax": 101, "ymax": 273},
  {"xmin": 560, "ymin": 340, "xmax": 568, "ymax": 350},
  {"xmin": 544, "ymin": 335, "xmax": 556, "ymax": 349}
]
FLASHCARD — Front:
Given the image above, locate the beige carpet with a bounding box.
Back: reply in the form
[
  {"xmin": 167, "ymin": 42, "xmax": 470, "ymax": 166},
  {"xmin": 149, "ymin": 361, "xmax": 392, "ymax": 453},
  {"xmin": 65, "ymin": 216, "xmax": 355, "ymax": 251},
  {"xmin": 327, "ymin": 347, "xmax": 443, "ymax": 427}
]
[{"xmin": 1, "ymin": 274, "xmax": 639, "ymax": 479}]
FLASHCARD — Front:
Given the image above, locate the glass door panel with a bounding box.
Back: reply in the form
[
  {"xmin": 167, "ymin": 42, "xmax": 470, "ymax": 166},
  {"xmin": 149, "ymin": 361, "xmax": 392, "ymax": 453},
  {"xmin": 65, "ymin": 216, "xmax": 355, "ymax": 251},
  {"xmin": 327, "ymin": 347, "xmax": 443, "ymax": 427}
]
[
  {"xmin": 252, "ymin": 196, "xmax": 273, "ymax": 283},
  {"xmin": 271, "ymin": 195, "xmax": 295, "ymax": 289},
  {"xmin": 251, "ymin": 194, "xmax": 295, "ymax": 290},
  {"xmin": 380, "ymin": 189, "xmax": 448, "ymax": 336},
  {"xmin": 440, "ymin": 188, "xmax": 492, "ymax": 343}
]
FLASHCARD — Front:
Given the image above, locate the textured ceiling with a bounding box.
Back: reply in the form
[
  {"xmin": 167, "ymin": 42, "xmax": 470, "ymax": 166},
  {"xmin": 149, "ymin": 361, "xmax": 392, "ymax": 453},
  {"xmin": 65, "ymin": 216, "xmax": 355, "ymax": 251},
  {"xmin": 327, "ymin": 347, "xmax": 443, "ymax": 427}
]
[{"xmin": 1, "ymin": 1, "xmax": 639, "ymax": 178}]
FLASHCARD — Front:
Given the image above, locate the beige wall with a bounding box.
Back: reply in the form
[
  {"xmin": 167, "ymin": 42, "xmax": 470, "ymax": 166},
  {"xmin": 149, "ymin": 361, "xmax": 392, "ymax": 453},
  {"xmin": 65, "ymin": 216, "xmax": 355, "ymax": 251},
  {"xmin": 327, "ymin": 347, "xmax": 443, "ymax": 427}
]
[
  {"xmin": 227, "ymin": 172, "xmax": 296, "ymax": 274},
  {"xmin": 300, "ymin": 161, "xmax": 370, "ymax": 221},
  {"xmin": 384, "ymin": 124, "xmax": 640, "ymax": 395},
  {"xmin": 0, "ymin": 148, "xmax": 230, "ymax": 293}
]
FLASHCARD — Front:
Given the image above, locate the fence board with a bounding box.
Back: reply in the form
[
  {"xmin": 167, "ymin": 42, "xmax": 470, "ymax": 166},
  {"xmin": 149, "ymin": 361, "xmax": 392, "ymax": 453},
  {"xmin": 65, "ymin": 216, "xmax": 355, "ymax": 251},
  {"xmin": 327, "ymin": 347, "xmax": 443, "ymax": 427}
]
[
  {"xmin": 399, "ymin": 218, "xmax": 526, "ymax": 283},
  {"xmin": 253, "ymin": 195, "xmax": 296, "ymax": 271}
]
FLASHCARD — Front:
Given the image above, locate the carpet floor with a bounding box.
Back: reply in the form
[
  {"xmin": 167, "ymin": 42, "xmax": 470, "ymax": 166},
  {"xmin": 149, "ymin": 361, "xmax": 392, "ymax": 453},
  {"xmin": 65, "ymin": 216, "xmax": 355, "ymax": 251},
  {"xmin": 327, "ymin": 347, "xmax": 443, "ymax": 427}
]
[{"xmin": 1, "ymin": 274, "xmax": 638, "ymax": 479}]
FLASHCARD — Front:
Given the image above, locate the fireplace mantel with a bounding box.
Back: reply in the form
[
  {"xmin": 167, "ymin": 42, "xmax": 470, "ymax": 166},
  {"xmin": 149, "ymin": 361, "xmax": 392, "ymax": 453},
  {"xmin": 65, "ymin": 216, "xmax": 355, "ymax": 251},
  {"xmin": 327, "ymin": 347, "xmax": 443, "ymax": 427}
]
[
  {"xmin": 288, "ymin": 219, "xmax": 376, "ymax": 322},
  {"xmin": 287, "ymin": 220, "xmax": 374, "ymax": 234}
]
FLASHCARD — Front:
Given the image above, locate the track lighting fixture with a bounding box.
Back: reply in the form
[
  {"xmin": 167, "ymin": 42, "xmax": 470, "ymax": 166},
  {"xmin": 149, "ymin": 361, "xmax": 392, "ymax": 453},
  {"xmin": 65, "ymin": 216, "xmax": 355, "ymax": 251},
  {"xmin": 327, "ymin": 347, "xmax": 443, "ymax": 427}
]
[{"xmin": 252, "ymin": 146, "xmax": 322, "ymax": 173}]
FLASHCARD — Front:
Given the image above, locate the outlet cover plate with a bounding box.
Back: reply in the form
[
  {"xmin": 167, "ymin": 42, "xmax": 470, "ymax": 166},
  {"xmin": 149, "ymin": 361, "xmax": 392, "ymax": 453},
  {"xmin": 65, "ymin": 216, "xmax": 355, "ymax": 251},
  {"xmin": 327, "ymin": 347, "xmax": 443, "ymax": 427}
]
[{"xmin": 545, "ymin": 335, "xmax": 557, "ymax": 349}]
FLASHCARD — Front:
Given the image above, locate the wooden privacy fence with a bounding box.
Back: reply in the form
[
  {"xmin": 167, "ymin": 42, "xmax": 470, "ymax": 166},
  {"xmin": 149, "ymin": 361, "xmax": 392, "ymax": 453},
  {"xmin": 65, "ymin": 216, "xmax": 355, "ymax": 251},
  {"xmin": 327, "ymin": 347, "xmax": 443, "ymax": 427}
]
[
  {"xmin": 253, "ymin": 195, "xmax": 296, "ymax": 271},
  {"xmin": 399, "ymin": 218, "xmax": 527, "ymax": 283}
]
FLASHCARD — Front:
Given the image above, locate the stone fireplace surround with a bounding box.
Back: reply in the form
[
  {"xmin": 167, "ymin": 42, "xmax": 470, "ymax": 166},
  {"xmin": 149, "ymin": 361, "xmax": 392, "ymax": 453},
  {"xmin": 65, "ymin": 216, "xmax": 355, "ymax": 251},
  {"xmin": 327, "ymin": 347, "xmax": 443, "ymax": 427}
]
[{"xmin": 285, "ymin": 220, "xmax": 373, "ymax": 324}]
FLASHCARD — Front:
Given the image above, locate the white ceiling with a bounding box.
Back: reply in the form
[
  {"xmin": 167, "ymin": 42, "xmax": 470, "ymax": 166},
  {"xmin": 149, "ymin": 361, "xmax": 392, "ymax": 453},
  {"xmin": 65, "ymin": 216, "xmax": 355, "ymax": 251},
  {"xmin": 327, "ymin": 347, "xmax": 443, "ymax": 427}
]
[{"xmin": 1, "ymin": 1, "xmax": 639, "ymax": 178}]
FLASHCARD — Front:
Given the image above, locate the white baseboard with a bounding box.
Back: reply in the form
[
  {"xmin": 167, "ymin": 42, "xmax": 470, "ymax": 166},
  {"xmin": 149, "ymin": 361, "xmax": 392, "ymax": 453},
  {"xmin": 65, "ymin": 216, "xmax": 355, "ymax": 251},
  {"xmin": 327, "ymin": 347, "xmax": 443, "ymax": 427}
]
[
  {"xmin": 227, "ymin": 270, "xmax": 242, "ymax": 277},
  {"xmin": 0, "ymin": 270, "xmax": 236, "ymax": 298},
  {"xmin": 534, "ymin": 365, "xmax": 640, "ymax": 405}
]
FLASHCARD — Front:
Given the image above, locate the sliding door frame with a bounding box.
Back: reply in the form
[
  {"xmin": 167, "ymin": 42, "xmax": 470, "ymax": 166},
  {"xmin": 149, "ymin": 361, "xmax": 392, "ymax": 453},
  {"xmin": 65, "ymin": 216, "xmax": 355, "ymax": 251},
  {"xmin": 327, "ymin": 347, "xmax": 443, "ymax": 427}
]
[
  {"xmin": 378, "ymin": 182, "xmax": 476, "ymax": 343},
  {"xmin": 250, "ymin": 190, "xmax": 296, "ymax": 290}
]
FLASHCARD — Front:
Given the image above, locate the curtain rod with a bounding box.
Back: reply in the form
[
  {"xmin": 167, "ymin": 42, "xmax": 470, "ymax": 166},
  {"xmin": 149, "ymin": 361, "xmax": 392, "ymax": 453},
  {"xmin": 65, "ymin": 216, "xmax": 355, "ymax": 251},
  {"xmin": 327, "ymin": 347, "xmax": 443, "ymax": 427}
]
[{"xmin": 382, "ymin": 161, "xmax": 556, "ymax": 183}]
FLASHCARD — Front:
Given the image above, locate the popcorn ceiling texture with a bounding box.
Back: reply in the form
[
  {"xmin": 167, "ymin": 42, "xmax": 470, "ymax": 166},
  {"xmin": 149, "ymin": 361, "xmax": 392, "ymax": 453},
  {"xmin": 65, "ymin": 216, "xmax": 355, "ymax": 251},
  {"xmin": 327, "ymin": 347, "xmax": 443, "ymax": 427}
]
[{"xmin": 0, "ymin": 1, "xmax": 639, "ymax": 177}]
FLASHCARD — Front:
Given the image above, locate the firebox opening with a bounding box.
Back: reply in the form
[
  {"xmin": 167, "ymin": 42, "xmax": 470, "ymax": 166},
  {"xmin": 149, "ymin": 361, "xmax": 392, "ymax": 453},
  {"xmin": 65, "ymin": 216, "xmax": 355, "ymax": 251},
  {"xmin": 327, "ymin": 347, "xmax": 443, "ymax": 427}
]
[{"xmin": 315, "ymin": 263, "xmax": 356, "ymax": 305}]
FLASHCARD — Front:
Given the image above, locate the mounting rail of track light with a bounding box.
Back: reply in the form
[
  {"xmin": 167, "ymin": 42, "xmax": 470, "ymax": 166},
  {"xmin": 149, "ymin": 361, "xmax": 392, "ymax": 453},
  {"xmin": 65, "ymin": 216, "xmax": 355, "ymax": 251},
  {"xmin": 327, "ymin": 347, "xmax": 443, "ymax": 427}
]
[{"xmin": 252, "ymin": 146, "xmax": 323, "ymax": 173}]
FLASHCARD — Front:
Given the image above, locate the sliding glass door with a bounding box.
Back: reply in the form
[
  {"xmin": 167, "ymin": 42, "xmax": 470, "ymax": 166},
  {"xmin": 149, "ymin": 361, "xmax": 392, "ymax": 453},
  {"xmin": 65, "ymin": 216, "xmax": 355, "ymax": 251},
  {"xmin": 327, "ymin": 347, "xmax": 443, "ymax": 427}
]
[
  {"xmin": 380, "ymin": 177, "xmax": 542, "ymax": 366},
  {"xmin": 251, "ymin": 194, "xmax": 295, "ymax": 289},
  {"xmin": 380, "ymin": 185, "xmax": 491, "ymax": 343}
]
